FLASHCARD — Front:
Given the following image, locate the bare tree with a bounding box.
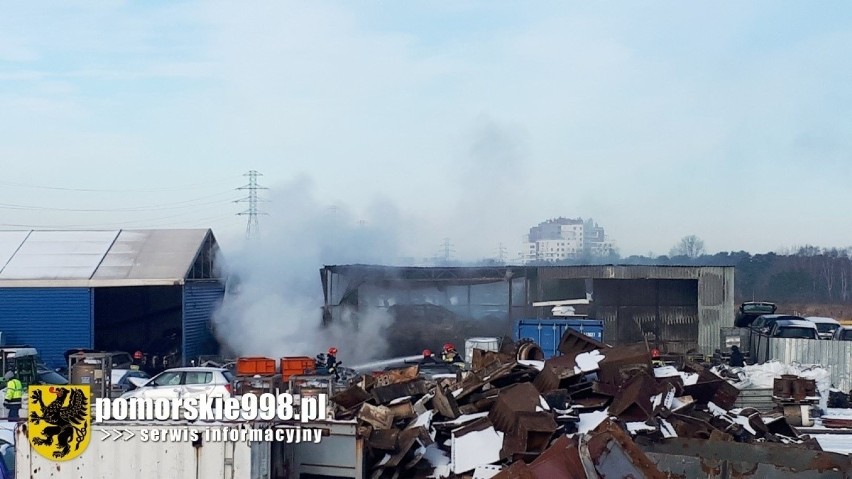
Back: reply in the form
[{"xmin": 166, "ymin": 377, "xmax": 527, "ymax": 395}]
[{"xmin": 670, "ymin": 235, "xmax": 706, "ymax": 258}]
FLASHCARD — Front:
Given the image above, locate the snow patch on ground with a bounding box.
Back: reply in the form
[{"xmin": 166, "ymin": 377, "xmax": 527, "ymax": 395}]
[
  {"xmin": 577, "ymin": 409, "xmax": 610, "ymax": 433},
  {"xmin": 518, "ymin": 360, "xmax": 545, "ymax": 371}
]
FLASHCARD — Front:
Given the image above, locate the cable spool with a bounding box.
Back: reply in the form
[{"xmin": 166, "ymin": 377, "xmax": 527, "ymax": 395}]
[{"xmin": 515, "ymin": 339, "xmax": 545, "ymax": 361}]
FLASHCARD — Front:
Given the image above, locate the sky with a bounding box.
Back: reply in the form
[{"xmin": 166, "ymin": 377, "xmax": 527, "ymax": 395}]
[{"xmin": 1, "ymin": 1, "xmax": 851, "ymax": 260}]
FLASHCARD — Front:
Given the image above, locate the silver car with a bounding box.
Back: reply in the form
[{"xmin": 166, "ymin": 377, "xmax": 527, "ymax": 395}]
[
  {"xmin": 805, "ymin": 317, "xmax": 841, "ymax": 340},
  {"xmin": 121, "ymin": 367, "xmax": 234, "ymax": 400}
]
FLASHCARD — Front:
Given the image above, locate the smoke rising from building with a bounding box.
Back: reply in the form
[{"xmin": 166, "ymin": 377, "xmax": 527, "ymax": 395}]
[{"xmin": 212, "ymin": 176, "xmax": 405, "ymax": 365}]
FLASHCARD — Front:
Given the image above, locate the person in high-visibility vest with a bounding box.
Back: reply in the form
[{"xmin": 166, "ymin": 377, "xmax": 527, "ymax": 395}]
[{"xmin": 4, "ymin": 371, "xmax": 23, "ymax": 420}]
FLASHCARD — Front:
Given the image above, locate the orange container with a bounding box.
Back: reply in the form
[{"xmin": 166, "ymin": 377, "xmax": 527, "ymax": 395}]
[
  {"xmin": 281, "ymin": 356, "xmax": 316, "ymax": 380},
  {"xmin": 236, "ymin": 357, "xmax": 276, "ymax": 376}
]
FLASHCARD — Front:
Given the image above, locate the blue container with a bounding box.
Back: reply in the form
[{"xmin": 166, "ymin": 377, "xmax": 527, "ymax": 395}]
[{"xmin": 514, "ymin": 318, "xmax": 605, "ymax": 360}]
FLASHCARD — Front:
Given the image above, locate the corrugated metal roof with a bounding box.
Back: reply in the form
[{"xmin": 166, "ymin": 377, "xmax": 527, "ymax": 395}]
[{"xmin": 0, "ymin": 229, "xmax": 215, "ymax": 287}]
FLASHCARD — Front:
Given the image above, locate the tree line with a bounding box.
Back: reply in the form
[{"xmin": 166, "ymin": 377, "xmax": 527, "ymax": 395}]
[{"xmin": 520, "ymin": 245, "xmax": 852, "ymax": 304}]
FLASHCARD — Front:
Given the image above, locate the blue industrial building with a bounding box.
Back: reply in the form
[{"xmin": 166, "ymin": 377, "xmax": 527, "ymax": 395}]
[{"xmin": 0, "ymin": 229, "xmax": 225, "ymax": 369}]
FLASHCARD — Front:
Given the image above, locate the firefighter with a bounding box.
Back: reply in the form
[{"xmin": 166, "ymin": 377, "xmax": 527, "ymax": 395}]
[
  {"xmin": 4, "ymin": 371, "xmax": 22, "ymax": 420},
  {"xmin": 326, "ymin": 347, "xmax": 340, "ymax": 380},
  {"xmin": 421, "ymin": 349, "xmax": 437, "ymax": 364},
  {"xmin": 131, "ymin": 351, "xmax": 143, "ymax": 371},
  {"xmin": 441, "ymin": 343, "xmax": 463, "ymax": 364},
  {"xmin": 650, "ymin": 348, "xmax": 665, "ymax": 367}
]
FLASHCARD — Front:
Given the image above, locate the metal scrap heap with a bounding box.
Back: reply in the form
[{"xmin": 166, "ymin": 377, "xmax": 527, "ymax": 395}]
[{"xmin": 329, "ymin": 331, "xmax": 851, "ymax": 478}]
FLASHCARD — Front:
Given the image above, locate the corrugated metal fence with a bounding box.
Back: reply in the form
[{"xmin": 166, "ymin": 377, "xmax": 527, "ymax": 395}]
[{"xmin": 761, "ymin": 338, "xmax": 852, "ymax": 392}]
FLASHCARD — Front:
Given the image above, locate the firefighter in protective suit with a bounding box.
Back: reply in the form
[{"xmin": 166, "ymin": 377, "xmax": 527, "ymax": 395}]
[
  {"xmin": 650, "ymin": 348, "xmax": 665, "ymax": 367},
  {"xmin": 326, "ymin": 347, "xmax": 340, "ymax": 380},
  {"xmin": 441, "ymin": 343, "xmax": 463, "ymax": 364}
]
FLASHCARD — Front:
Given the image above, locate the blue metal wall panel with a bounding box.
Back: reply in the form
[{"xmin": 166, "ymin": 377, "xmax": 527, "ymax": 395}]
[
  {"xmin": 182, "ymin": 280, "xmax": 225, "ymax": 365},
  {"xmin": 0, "ymin": 288, "xmax": 93, "ymax": 368}
]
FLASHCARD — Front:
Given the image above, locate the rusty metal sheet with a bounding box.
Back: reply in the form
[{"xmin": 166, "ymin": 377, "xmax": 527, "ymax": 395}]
[
  {"xmin": 491, "ymin": 460, "xmax": 536, "ymax": 479},
  {"xmin": 433, "ymin": 385, "xmax": 461, "ymax": 419},
  {"xmin": 639, "ymin": 436, "xmax": 851, "ymax": 478},
  {"xmin": 585, "ymin": 419, "xmax": 667, "ymax": 479},
  {"xmin": 681, "ymin": 365, "xmax": 740, "ymax": 409},
  {"xmin": 820, "ymin": 417, "xmax": 852, "ymax": 429},
  {"xmin": 526, "ymin": 434, "xmax": 586, "ymax": 479},
  {"xmin": 542, "ymin": 389, "xmax": 568, "ymax": 410},
  {"xmin": 472, "ymin": 348, "xmax": 514, "ymax": 371},
  {"xmin": 558, "ymin": 327, "xmax": 609, "ymax": 357},
  {"xmin": 533, "ymin": 355, "xmax": 581, "ymax": 393},
  {"xmin": 331, "ymin": 385, "xmax": 372, "ymax": 409},
  {"xmin": 388, "ymin": 399, "xmax": 416, "ymax": 420},
  {"xmin": 383, "ymin": 426, "xmax": 432, "ymax": 469},
  {"xmin": 608, "ymin": 372, "xmax": 656, "ymax": 422},
  {"xmin": 488, "ymin": 382, "xmax": 545, "ymax": 433},
  {"xmin": 666, "ymin": 413, "xmax": 729, "ymax": 441},
  {"xmin": 371, "ymin": 379, "xmax": 429, "ymax": 404},
  {"xmin": 368, "ymin": 428, "xmax": 399, "ymax": 451},
  {"xmin": 373, "ymin": 365, "xmax": 420, "ymax": 387},
  {"xmin": 358, "ymin": 403, "xmax": 394, "ymax": 429},
  {"xmin": 502, "ymin": 412, "xmax": 558, "ymax": 456},
  {"xmin": 597, "ymin": 343, "xmax": 654, "ymax": 387},
  {"xmin": 412, "ymin": 392, "xmax": 433, "ymax": 415}
]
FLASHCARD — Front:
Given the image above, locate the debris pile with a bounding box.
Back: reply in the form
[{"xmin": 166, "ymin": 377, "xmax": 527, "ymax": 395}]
[{"xmin": 329, "ymin": 333, "xmax": 850, "ymax": 478}]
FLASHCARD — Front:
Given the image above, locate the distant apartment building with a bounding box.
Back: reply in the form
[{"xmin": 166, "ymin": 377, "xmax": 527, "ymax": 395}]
[{"xmin": 519, "ymin": 218, "xmax": 615, "ymax": 263}]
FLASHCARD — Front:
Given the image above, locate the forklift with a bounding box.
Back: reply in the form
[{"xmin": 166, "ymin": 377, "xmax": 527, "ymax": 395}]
[{"xmin": 0, "ymin": 346, "xmax": 43, "ymax": 390}]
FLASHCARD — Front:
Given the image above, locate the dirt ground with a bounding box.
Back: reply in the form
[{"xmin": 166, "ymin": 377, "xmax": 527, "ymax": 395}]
[{"xmin": 780, "ymin": 303, "xmax": 852, "ymax": 323}]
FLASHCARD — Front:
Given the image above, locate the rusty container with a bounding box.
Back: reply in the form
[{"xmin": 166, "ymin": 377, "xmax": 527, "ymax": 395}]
[
  {"xmin": 236, "ymin": 357, "xmax": 277, "ymax": 376},
  {"xmin": 773, "ymin": 375, "xmax": 797, "ymax": 399},
  {"xmin": 281, "ymin": 356, "xmax": 316, "ymax": 381}
]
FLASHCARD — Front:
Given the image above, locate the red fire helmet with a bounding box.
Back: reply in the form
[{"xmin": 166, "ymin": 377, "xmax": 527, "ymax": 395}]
[
  {"xmin": 650, "ymin": 348, "xmax": 661, "ymax": 359},
  {"xmin": 328, "ymin": 347, "xmax": 338, "ymax": 355},
  {"xmin": 422, "ymin": 349, "xmax": 432, "ymax": 358},
  {"xmin": 443, "ymin": 343, "xmax": 455, "ymax": 352}
]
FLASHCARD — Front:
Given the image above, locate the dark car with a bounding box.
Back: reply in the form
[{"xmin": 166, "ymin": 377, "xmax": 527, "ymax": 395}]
[
  {"xmin": 832, "ymin": 326, "xmax": 852, "ymax": 341},
  {"xmin": 735, "ymin": 302, "xmax": 777, "ymax": 327},
  {"xmin": 750, "ymin": 314, "xmax": 805, "ymax": 336}
]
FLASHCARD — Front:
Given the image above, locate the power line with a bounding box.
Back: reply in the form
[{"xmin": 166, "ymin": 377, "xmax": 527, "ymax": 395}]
[
  {"xmin": 0, "ymin": 191, "xmax": 237, "ymax": 213},
  {"xmin": 0, "ymin": 177, "xmax": 237, "ymax": 193},
  {"xmin": 235, "ymin": 170, "xmax": 268, "ymax": 240}
]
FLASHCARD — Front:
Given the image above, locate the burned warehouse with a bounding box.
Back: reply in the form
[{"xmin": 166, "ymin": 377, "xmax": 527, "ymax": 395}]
[
  {"xmin": 0, "ymin": 229, "xmax": 225, "ymax": 368},
  {"xmin": 321, "ymin": 264, "xmax": 735, "ymax": 357}
]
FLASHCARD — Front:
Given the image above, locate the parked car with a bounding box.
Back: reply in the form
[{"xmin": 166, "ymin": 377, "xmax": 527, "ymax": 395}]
[
  {"xmin": 0, "ymin": 439, "xmax": 12, "ymax": 479},
  {"xmin": 121, "ymin": 367, "xmax": 234, "ymax": 400},
  {"xmin": 108, "ymin": 351, "xmax": 134, "ymax": 370},
  {"xmin": 768, "ymin": 319, "xmax": 818, "ymax": 339},
  {"xmin": 832, "ymin": 326, "xmax": 852, "ymax": 341},
  {"xmin": 111, "ymin": 369, "xmax": 151, "ymax": 395},
  {"xmin": 734, "ymin": 301, "xmax": 777, "ymax": 327},
  {"xmin": 37, "ymin": 368, "xmax": 69, "ymax": 385},
  {"xmin": 750, "ymin": 314, "xmax": 806, "ymax": 336},
  {"xmin": 805, "ymin": 317, "xmax": 841, "ymax": 340}
]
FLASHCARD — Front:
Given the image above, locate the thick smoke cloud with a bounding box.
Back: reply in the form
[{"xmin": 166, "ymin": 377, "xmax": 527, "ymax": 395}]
[{"xmin": 212, "ymin": 176, "xmax": 404, "ymax": 365}]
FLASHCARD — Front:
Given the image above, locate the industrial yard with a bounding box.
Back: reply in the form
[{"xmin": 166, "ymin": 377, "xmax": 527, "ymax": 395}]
[
  {"xmin": 3, "ymin": 1, "xmax": 852, "ymax": 478},
  {"xmin": 2, "ymin": 232, "xmax": 852, "ymax": 478}
]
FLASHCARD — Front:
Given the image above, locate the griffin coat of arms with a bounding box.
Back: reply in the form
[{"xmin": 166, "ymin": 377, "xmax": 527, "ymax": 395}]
[{"xmin": 28, "ymin": 385, "xmax": 91, "ymax": 461}]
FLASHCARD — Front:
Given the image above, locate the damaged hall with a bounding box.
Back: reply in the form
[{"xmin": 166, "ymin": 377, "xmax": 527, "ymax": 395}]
[{"xmin": 320, "ymin": 264, "xmax": 734, "ymax": 356}]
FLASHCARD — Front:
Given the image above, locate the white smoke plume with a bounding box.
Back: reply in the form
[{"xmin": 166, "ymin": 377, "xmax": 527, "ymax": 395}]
[{"xmin": 212, "ymin": 176, "xmax": 405, "ymax": 365}]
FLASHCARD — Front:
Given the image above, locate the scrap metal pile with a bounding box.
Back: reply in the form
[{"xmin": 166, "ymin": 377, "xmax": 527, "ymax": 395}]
[{"xmin": 329, "ymin": 330, "xmax": 851, "ymax": 478}]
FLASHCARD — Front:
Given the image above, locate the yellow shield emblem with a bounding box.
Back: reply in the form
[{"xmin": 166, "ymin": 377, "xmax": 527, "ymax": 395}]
[{"xmin": 28, "ymin": 385, "xmax": 91, "ymax": 461}]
